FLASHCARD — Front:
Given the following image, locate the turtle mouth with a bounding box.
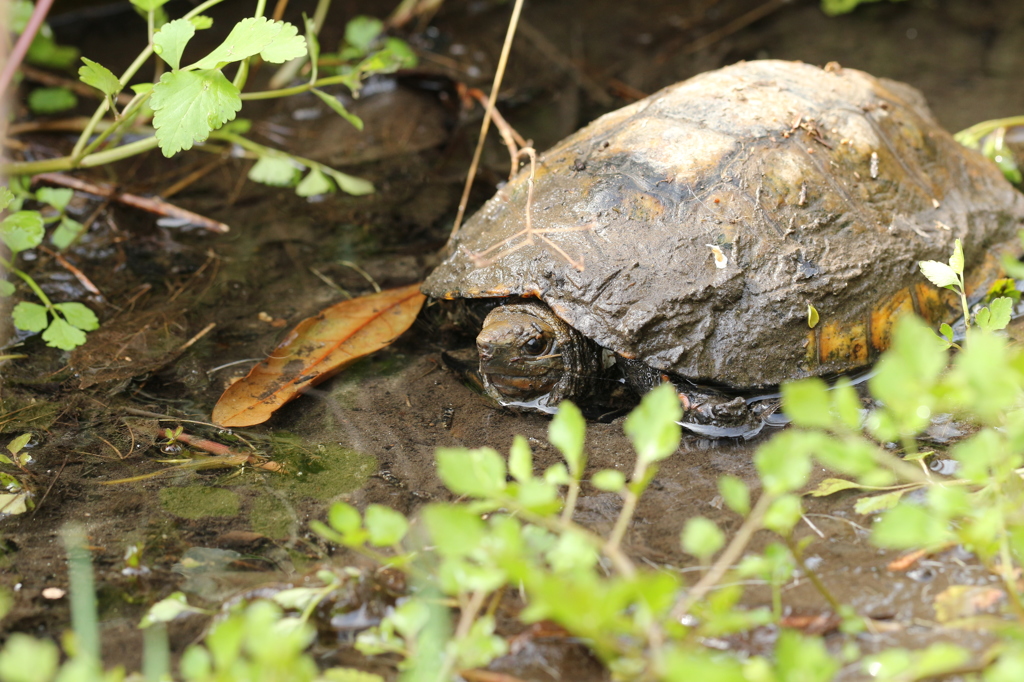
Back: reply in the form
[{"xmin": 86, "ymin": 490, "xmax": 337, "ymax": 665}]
[{"xmin": 482, "ymin": 371, "xmax": 559, "ymax": 398}]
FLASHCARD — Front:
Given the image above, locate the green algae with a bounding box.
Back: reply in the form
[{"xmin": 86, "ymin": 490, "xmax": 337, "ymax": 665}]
[
  {"xmin": 159, "ymin": 485, "xmax": 241, "ymax": 519},
  {"xmin": 267, "ymin": 432, "xmax": 376, "ymax": 501}
]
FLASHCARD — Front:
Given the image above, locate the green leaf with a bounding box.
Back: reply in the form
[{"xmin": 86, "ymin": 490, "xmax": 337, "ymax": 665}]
[
  {"xmin": 781, "ymin": 378, "xmax": 833, "ymax": 429},
  {"xmin": 853, "ymin": 489, "xmax": 907, "ymax": 514},
  {"xmin": 0, "ymin": 633, "xmax": 59, "ymax": 682},
  {"xmin": 11, "ymin": 302, "xmax": 48, "ymax": 333},
  {"xmin": 26, "ymin": 36, "xmax": 79, "ymax": 70},
  {"xmin": 296, "ymin": 168, "xmax": 333, "ymax": 197},
  {"xmin": 591, "ymin": 469, "xmax": 625, "ymax": 491},
  {"xmin": 194, "ymin": 17, "xmax": 299, "ymax": 68},
  {"xmin": 949, "ymin": 238, "xmax": 964, "ymax": 275},
  {"xmin": 27, "ymin": 87, "xmax": 77, "ymax": 114},
  {"xmin": 6, "ymin": 433, "xmax": 32, "ymax": 456},
  {"xmin": 512, "ymin": 477, "xmax": 560, "ymax": 513},
  {"xmin": 35, "ymin": 187, "xmax": 73, "ymax": 212},
  {"xmin": 624, "ymin": 383, "xmax": 682, "ymax": 465},
  {"xmin": 546, "ymin": 528, "xmax": 598, "ymax": 573},
  {"xmin": 139, "ymin": 592, "xmax": 207, "ymax": 627},
  {"xmin": 248, "ymin": 155, "xmax": 299, "ymax": 186},
  {"xmin": 364, "ymin": 504, "xmax": 409, "ymax": 546},
  {"xmin": 774, "ymin": 629, "xmax": 840, "ymax": 682},
  {"xmin": 763, "ymin": 494, "xmax": 803, "ymax": 535},
  {"xmin": 807, "ymin": 303, "xmax": 819, "ymax": 328},
  {"xmin": 939, "ymin": 322, "xmax": 955, "ymax": 343},
  {"xmin": 421, "ymin": 504, "xmax": 485, "ymax": 557},
  {"xmin": 78, "ymin": 57, "xmax": 121, "ymax": 96},
  {"xmin": 150, "ymin": 69, "xmax": 241, "ymax": 157},
  {"xmin": 508, "ymin": 435, "xmax": 533, "ymax": 482},
  {"xmin": 0, "ymin": 211, "xmax": 45, "ymax": 252},
  {"xmin": 0, "ymin": 187, "xmax": 14, "ymax": 211},
  {"xmin": 718, "ymin": 475, "xmax": 750, "ymax": 514},
  {"xmin": 153, "ymin": 18, "xmax": 196, "ymax": 71},
  {"xmin": 0, "ymin": 280, "xmax": 14, "ymax": 297},
  {"xmin": 130, "ymin": 0, "xmax": 172, "ymax": 11},
  {"xmin": 549, "ymin": 400, "xmax": 585, "ymax": 477},
  {"xmin": 54, "ymin": 302, "xmax": 99, "ymax": 331},
  {"xmin": 435, "ymin": 447, "xmax": 506, "ymax": 498},
  {"xmin": 327, "ymin": 501, "xmax": 362, "ymax": 534},
  {"xmin": 345, "ymin": 16, "xmax": 383, "ymax": 54},
  {"xmin": 681, "ymin": 517, "xmax": 725, "ymax": 561},
  {"xmin": 543, "ymin": 463, "xmax": 570, "ymax": 485},
  {"xmin": 311, "ymin": 88, "xmax": 364, "ymax": 131},
  {"xmin": 51, "ymin": 216, "xmax": 86, "ymax": 250},
  {"xmin": 984, "ymin": 647, "xmax": 1024, "ymax": 682},
  {"xmin": 754, "ymin": 431, "xmax": 811, "ymax": 495},
  {"xmin": 323, "ymin": 168, "xmax": 374, "ymax": 196},
  {"xmin": 451, "ymin": 615, "xmax": 508, "ymax": 670},
  {"xmin": 259, "ymin": 21, "xmax": 307, "ymax": 63},
  {"xmin": 41, "ymin": 316, "xmax": 88, "ymax": 350},
  {"xmin": 976, "ymin": 296, "xmax": 1013, "ymax": 332},
  {"xmin": 806, "ymin": 477, "xmax": 863, "ymax": 497},
  {"xmin": 830, "ymin": 377, "xmax": 862, "ymax": 430},
  {"xmin": 867, "ymin": 315, "xmax": 948, "ymax": 438},
  {"xmin": 918, "ymin": 259, "xmax": 960, "ymax": 289},
  {"xmin": 872, "ymin": 503, "xmax": 955, "ymax": 549}
]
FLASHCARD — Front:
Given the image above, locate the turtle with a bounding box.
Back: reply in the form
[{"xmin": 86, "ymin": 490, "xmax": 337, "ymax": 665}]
[{"xmin": 423, "ymin": 60, "xmax": 1024, "ymax": 436}]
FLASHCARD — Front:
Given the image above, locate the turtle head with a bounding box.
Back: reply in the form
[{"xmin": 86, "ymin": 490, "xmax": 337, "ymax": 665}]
[{"xmin": 476, "ymin": 301, "xmax": 584, "ymax": 409}]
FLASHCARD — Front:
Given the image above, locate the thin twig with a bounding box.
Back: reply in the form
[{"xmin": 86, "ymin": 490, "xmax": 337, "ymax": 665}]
[
  {"xmin": 670, "ymin": 492, "xmax": 774, "ymax": 620},
  {"xmin": 32, "ymin": 173, "xmax": 229, "ymax": 232},
  {"xmin": 446, "ymin": 0, "xmax": 527, "ymax": 249},
  {"xmin": 0, "ymin": 0, "xmax": 56, "ymax": 98},
  {"xmin": 38, "ymin": 246, "xmax": 102, "ymax": 296}
]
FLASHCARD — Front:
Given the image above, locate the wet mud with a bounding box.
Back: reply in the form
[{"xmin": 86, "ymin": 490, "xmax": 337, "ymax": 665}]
[{"xmin": 3, "ymin": 0, "xmax": 1024, "ymax": 679}]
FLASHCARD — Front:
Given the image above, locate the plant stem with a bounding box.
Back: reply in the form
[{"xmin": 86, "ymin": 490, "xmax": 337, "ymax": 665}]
[
  {"xmin": 785, "ymin": 534, "xmax": 843, "ymax": 613},
  {"xmin": 560, "ymin": 477, "xmax": 580, "ymax": 525},
  {"xmin": 3, "ymin": 137, "xmax": 161, "ymax": 175},
  {"xmin": 670, "ymin": 492, "xmax": 774, "ymax": 621},
  {"xmin": 993, "ymin": 479, "xmax": 1024, "ymax": 623},
  {"xmin": 239, "ymin": 73, "xmax": 355, "ymax": 100},
  {"xmin": 1, "ymin": 256, "xmax": 54, "ymax": 310},
  {"xmin": 436, "ymin": 589, "xmax": 487, "ymax": 682}
]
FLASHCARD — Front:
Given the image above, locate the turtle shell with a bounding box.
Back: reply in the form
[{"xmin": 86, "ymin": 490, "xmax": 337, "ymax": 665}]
[{"xmin": 423, "ymin": 60, "xmax": 1024, "ymax": 389}]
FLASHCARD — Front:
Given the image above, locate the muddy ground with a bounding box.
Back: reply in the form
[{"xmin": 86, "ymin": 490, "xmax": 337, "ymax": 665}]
[{"xmin": 2, "ymin": 0, "xmax": 1024, "ymax": 679}]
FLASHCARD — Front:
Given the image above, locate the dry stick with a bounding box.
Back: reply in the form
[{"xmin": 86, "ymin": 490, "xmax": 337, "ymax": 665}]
[
  {"xmin": 446, "ymin": 0, "xmax": 527, "ymax": 250},
  {"xmin": 160, "ymin": 158, "xmax": 228, "ymax": 199},
  {"xmin": 37, "ymin": 246, "xmax": 102, "ymax": 296},
  {"xmin": 670, "ymin": 492, "xmax": 774, "ymax": 621},
  {"xmin": 32, "ymin": 173, "xmax": 229, "ymax": 233},
  {"xmin": 0, "ymin": 0, "xmax": 55, "ymax": 97},
  {"xmin": 516, "ymin": 20, "xmax": 613, "ymax": 107},
  {"xmin": 463, "ymin": 88, "xmax": 527, "ymax": 180},
  {"xmin": 30, "ymin": 455, "xmax": 68, "ymax": 517},
  {"xmin": 681, "ymin": 0, "xmax": 791, "ymax": 56}
]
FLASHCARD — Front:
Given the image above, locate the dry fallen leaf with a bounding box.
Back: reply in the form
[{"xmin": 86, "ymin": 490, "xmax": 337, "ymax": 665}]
[
  {"xmin": 933, "ymin": 584, "xmax": 1006, "ymax": 623},
  {"xmin": 212, "ymin": 283, "xmax": 426, "ymax": 427}
]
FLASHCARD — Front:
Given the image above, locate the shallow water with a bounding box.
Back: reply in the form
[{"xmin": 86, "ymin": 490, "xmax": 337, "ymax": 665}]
[{"xmin": 3, "ymin": 0, "xmax": 1024, "ymax": 677}]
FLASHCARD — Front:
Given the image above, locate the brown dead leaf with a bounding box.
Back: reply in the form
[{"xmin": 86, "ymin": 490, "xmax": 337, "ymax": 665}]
[
  {"xmin": 933, "ymin": 584, "xmax": 1006, "ymax": 623},
  {"xmin": 212, "ymin": 283, "xmax": 426, "ymax": 427}
]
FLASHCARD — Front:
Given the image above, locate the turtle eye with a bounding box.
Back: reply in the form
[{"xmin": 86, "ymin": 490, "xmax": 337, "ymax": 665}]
[{"xmin": 522, "ymin": 335, "xmax": 548, "ymax": 356}]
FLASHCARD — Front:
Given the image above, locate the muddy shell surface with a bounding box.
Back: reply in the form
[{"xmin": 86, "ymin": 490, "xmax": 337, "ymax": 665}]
[{"xmin": 423, "ymin": 60, "xmax": 1024, "ymax": 388}]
